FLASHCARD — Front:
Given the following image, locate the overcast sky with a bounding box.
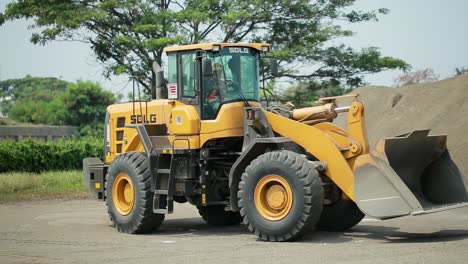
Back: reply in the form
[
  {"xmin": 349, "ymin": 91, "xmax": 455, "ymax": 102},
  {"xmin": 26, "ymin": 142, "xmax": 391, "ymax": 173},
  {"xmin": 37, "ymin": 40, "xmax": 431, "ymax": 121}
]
[{"xmin": 1, "ymin": 0, "xmax": 467, "ymax": 93}]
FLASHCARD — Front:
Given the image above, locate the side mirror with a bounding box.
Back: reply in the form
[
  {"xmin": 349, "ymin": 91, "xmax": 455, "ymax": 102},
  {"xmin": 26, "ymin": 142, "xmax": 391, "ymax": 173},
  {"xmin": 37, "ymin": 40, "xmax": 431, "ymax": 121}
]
[
  {"xmin": 152, "ymin": 61, "xmax": 165, "ymax": 99},
  {"xmin": 270, "ymin": 58, "xmax": 278, "ymax": 76},
  {"xmin": 202, "ymin": 59, "xmax": 213, "ymax": 77}
]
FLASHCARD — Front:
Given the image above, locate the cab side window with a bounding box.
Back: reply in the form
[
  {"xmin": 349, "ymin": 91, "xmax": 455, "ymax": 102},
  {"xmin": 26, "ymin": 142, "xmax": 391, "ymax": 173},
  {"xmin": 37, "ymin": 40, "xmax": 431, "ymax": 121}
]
[
  {"xmin": 167, "ymin": 53, "xmax": 178, "ymax": 84},
  {"xmin": 181, "ymin": 52, "xmax": 196, "ymax": 98}
]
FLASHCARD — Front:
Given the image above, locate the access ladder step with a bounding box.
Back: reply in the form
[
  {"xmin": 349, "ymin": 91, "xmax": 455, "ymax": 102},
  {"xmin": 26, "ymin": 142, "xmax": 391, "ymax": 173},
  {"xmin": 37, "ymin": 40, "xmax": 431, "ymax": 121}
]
[
  {"xmin": 157, "ymin": 169, "xmax": 171, "ymax": 174},
  {"xmin": 154, "ymin": 190, "xmax": 168, "ymax": 195},
  {"xmin": 152, "ymin": 199, "xmax": 174, "ymax": 214},
  {"xmin": 154, "ymin": 209, "xmax": 168, "ymax": 214}
]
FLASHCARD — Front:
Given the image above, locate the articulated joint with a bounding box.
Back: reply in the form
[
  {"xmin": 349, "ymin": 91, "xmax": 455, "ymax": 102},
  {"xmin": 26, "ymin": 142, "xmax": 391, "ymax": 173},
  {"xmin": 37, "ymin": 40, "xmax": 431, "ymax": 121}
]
[{"xmin": 349, "ymin": 142, "xmax": 361, "ymax": 154}]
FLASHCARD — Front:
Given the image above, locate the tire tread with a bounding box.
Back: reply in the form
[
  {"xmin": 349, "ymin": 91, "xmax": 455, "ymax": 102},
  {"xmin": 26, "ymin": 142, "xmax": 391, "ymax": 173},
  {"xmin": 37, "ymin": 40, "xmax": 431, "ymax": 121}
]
[
  {"xmin": 238, "ymin": 150, "xmax": 323, "ymax": 242},
  {"xmin": 105, "ymin": 151, "xmax": 164, "ymax": 234}
]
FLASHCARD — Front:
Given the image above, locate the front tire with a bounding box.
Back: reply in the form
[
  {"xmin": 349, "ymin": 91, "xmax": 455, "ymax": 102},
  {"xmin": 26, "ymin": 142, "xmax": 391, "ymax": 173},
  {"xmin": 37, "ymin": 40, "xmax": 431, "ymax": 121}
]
[
  {"xmin": 238, "ymin": 150, "xmax": 323, "ymax": 242},
  {"xmin": 106, "ymin": 151, "xmax": 164, "ymax": 233}
]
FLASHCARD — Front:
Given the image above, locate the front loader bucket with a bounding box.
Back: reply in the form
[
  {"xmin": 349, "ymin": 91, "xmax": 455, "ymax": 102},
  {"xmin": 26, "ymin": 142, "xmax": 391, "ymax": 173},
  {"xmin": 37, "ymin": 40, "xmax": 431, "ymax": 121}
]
[{"xmin": 354, "ymin": 130, "xmax": 468, "ymax": 220}]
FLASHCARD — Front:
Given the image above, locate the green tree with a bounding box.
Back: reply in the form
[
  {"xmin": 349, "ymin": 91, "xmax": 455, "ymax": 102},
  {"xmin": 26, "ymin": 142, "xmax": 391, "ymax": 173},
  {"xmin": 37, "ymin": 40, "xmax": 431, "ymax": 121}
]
[
  {"xmin": 0, "ymin": 76, "xmax": 69, "ymax": 117},
  {"xmin": 8, "ymin": 101, "xmax": 54, "ymax": 124},
  {"xmin": 53, "ymin": 81, "xmax": 116, "ymax": 136},
  {"xmin": 0, "ymin": 76, "xmax": 115, "ymax": 137},
  {"xmin": 1, "ymin": 0, "xmax": 409, "ymax": 95},
  {"xmin": 281, "ymin": 80, "xmax": 352, "ymax": 108},
  {"xmin": 282, "ymin": 83, "xmax": 317, "ymax": 108}
]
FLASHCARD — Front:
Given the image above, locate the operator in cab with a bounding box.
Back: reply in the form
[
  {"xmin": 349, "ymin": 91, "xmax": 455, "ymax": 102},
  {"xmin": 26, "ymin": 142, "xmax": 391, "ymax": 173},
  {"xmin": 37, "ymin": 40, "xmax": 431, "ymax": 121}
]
[{"xmin": 206, "ymin": 63, "xmax": 227, "ymax": 114}]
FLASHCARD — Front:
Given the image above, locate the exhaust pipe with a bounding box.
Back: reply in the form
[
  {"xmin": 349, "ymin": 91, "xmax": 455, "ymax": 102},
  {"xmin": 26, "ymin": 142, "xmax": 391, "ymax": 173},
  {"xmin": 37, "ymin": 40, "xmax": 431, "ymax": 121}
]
[{"xmin": 353, "ymin": 130, "xmax": 468, "ymax": 219}]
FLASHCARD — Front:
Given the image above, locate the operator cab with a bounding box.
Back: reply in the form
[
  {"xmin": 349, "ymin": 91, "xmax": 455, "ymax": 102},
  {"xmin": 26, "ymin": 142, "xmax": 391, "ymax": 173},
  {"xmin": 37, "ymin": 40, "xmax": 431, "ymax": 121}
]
[{"xmin": 161, "ymin": 43, "xmax": 271, "ymax": 119}]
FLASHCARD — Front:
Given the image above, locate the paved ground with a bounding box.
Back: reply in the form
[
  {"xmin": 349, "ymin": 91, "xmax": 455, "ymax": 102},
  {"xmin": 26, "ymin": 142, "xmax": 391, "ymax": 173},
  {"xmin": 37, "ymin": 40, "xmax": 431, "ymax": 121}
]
[{"xmin": 0, "ymin": 199, "xmax": 467, "ymax": 264}]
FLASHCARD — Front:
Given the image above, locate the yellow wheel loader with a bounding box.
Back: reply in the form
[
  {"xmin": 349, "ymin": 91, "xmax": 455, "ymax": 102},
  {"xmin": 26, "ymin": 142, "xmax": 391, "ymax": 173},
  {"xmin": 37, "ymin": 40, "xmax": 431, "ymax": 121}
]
[{"xmin": 83, "ymin": 43, "xmax": 468, "ymax": 241}]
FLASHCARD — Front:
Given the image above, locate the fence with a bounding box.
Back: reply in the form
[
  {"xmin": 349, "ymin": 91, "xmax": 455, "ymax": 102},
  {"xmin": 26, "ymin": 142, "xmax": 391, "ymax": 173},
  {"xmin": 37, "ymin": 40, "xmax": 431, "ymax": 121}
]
[{"xmin": 0, "ymin": 126, "xmax": 77, "ymax": 142}]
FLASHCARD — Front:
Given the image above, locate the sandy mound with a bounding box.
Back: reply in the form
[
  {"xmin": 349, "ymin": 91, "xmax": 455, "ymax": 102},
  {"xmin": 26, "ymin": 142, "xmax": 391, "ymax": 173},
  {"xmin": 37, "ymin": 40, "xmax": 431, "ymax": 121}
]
[{"xmin": 335, "ymin": 74, "xmax": 468, "ymax": 178}]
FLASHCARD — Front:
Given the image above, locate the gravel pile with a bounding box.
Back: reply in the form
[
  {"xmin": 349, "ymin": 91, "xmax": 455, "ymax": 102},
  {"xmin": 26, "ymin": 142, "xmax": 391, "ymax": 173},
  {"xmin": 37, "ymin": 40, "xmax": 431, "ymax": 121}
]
[{"xmin": 335, "ymin": 74, "xmax": 468, "ymax": 179}]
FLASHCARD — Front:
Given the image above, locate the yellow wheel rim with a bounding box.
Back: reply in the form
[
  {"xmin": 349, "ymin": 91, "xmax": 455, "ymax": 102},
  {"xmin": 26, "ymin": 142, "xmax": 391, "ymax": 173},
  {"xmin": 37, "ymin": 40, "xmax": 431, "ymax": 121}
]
[
  {"xmin": 112, "ymin": 173, "xmax": 135, "ymax": 216},
  {"xmin": 254, "ymin": 174, "xmax": 293, "ymax": 221}
]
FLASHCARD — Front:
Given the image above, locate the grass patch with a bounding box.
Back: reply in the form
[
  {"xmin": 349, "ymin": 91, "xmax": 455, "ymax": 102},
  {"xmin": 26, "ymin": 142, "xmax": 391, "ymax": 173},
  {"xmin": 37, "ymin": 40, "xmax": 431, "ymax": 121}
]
[{"xmin": 0, "ymin": 170, "xmax": 90, "ymax": 202}]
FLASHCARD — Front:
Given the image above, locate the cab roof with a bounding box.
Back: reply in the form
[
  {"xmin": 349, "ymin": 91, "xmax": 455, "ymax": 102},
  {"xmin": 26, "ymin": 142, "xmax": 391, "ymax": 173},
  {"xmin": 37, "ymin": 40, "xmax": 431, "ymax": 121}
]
[{"xmin": 163, "ymin": 43, "xmax": 271, "ymax": 53}]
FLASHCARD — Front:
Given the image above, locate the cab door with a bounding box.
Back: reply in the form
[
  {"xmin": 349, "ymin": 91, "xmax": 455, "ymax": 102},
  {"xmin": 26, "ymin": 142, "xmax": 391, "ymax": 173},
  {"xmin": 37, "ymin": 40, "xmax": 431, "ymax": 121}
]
[{"xmin": 173, "ymin": 51, "xmax": 200, "ymax": 107}]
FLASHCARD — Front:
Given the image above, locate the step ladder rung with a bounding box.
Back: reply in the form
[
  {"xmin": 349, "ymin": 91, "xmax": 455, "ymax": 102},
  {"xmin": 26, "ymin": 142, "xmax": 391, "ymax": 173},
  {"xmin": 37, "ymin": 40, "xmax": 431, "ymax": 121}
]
[
  {"xmin": 154, "ymin": 209, "xmax": 167, "ymax": 214},
  {"xmin": 154, "ymin": 190, "xmax": 168, "ymax": 195}
]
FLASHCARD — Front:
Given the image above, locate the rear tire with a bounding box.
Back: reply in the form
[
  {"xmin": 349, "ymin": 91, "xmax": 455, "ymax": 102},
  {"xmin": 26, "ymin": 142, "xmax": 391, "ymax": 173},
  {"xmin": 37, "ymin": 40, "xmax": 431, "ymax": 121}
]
[
  {"xmin": 198, "ymin": 205, "xmax": 243, "ymax": 226},
  {"xmin": 106, "ymin": 151, "xmax": 164, "ymax": 233},
  {"xmin": 238, "ymin": 150, "xmax": 323, "ymax": 242},
  {"xmin": 318, "ymin": 197, "xmax": 364, "ymax": 231}
]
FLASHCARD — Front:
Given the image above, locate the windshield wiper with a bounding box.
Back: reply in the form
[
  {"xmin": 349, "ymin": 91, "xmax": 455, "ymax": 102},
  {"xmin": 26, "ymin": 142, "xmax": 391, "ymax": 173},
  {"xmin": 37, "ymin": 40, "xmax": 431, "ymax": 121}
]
[{"xmin": 219, "ymin": 59, "xmax": 250, "ymax": 107}]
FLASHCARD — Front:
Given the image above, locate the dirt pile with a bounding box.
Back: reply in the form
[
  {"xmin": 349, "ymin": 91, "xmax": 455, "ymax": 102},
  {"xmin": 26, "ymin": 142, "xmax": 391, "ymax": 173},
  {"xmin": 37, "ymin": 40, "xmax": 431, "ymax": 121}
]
[{"xmin": 335, "ymin": 74, "xmax": 468, "ymax": 178}]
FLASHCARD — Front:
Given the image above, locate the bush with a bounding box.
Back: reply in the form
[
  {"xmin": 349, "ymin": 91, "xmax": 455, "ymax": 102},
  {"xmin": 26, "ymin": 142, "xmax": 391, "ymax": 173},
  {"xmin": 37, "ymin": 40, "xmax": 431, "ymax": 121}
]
[{"xmin": 0, "ymin": 137, "xmax": 102, "ymax": 173}]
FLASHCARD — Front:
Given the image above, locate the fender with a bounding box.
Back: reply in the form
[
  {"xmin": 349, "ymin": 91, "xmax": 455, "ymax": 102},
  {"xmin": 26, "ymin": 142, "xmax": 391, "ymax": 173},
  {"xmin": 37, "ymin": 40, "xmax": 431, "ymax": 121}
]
[{"xmin": 228, "ymin": 137, "xmax": 292, "ymax": 211}]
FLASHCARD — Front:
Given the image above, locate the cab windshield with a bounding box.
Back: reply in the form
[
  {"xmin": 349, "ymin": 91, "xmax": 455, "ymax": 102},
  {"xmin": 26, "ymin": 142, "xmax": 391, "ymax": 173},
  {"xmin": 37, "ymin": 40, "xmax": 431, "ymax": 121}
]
[{"xmin": 202, "ymin": 47, "xmax": 259, "ymax": 119}]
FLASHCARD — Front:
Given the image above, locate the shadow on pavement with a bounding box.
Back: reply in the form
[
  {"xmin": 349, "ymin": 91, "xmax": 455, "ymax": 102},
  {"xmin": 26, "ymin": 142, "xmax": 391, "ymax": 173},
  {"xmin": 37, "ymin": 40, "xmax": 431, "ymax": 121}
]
[
  {"xmin": 302, "ymin": 225, "xmax": 468, "ymax": 244},
  {"xmin": 149, "ymin": 217, "xmax": 250, "ymax": 237},
  {"xmin": 346, "ymin": 225, "xmax": 468, "ymax": 243},
  {"xmin": 145, "ymin": 217, "xmax": 468, "ymax": 243}
]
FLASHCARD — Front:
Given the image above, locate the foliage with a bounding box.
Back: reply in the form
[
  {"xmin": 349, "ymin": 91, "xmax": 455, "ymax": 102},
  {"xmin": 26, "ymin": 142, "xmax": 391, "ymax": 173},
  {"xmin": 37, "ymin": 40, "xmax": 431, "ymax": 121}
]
[
  {"xmin": 53, "ymin": 81, "xmax": 116, "ymax": 136},
  {"xmin": 0, "ymin": 170, "xmax": 87, "ymax": 202},
  {"xmin": 393, "ymin": 68, "xmax": 439, "ymax": 87},
  {"xmin": 455, "ymin": 67, "xmax": 468, "ymax": 76},
  {"xmin": 259, "ymin": 80, "xmax": 280, "ymax": 104},
  {"xmin": 0, "ymin": 137, "xmax": 102, "ymax": 173},
  {"xmin": 9, "ymin": 100, "xmax": 55, "ymax": 124},
  {"xmin": 1, "ymin": 0, "xmax": 409, "ymax": 94},
  {"xmin": 282, "ymin": 83, "xmax": 318, "ymax": 108},
  {"xmin": 281, "ymin": 81, "xmax": 352, "ymax": 108},
  {"xmin": 0, "ymin": 77, "xmax": 115, "ymax": 137},
  {"xmin": 0, "ymin": 75, "xmax": 68, "ymax": 119}
]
